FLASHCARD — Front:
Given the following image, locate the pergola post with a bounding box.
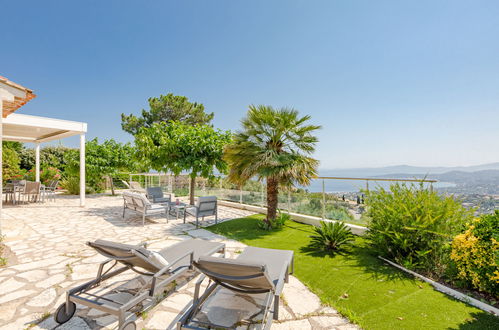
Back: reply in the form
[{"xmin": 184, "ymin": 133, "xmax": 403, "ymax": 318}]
[
  {"xmin": 80, "ymin": 134, "xmax": 85, "ymax": 207},
  {"xmin": 35, "ymin": 142, "xmax": 40, "ymax": 182}
]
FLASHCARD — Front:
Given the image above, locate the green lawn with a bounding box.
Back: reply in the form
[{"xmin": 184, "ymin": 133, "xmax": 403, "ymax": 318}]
[{"xmin": 207, "ymin": 215, "xmax": 498, "ymax": 330}]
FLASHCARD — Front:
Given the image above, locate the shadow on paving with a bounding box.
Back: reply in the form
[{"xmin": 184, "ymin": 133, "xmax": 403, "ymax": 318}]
[{"xmin": 82, "ymin": 205, "xmax": 168, "ymax": 228}]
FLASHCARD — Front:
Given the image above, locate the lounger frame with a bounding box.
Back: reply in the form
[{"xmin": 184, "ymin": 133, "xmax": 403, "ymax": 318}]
[
  {"xmin": 59, "ymin": 241, "xmax": 225, "ymax": 330},
  {"xmin": 177, "ymin": 253, "xmax": 294, "ymax": 330}
]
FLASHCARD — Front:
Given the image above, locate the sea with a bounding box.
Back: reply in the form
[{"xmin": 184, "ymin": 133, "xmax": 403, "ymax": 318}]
[{"xmin": 304, "ymin": 179, "xmax": 456, "ymax": 193}]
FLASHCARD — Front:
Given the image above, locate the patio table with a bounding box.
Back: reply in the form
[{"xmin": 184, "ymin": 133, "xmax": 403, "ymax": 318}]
[{"xmin": 170, "ymin": 202, "xmax": 187, "ymax": 222}]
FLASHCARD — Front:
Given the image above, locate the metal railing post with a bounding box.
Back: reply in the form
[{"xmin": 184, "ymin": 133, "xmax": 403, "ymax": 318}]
[{"xmin": 322, "ymin": 179, "xmax": 326, "ymax": 220}]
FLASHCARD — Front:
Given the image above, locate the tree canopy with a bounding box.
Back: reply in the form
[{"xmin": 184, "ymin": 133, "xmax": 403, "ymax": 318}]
[
  {"xmin": 224, "ymin": 105, "xmax": 320, "ymax": 222},
  {"xmin": 134, "ymin": 121, "xmax": 232, "ymax": 203},
  {"xmin": 64, "ymin": 138, "xmax": 140, "ymax": 193},
  {"xmin": 121, "ymin": 93, "xmax": 214, "ymax": 135},
  {"xmin": 19, "ymin": 145, "xmax": 70, "ymax": 171},
  {"xmin": 2, "ymin": 144, "xmax": 21, "ymax": 184}
]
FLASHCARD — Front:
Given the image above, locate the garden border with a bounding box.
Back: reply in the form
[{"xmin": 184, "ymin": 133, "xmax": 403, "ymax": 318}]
[
  {"xmin": 218, "ymin": 200, "xmax": 368, "ymax": 235},
  {"xmin": 378, "ymin": 256, "xmax": 499, "ymax": 317}
]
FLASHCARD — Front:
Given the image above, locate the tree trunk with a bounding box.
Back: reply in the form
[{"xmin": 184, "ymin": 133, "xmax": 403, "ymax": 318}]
[
  {"xmin": 266, "ymin": 177, "xmax": 279, "ymax": 222},
  {"xmin": 189, "ymin": 175, "xmax": 196, "ymax": 205},
  {"xmin": 109, "ymin": 176, "xmax": 115, "ymax": 196}
]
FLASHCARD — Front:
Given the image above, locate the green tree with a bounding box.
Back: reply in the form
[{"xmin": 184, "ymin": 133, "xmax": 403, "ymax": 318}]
[
  {"xmin": 121, "ymin": 93, "xmax": 214, "ymax": 135},
  {"xmin": 134, "ymin": 121, "xmax": 232, "ymax": 204},
  {"xmin": 224, "ymin": 105, "xmax": 321, "ymax": 223},
  {"xmin": 19, "ymin": 146, "xmax": 70, "ymax": 171},
  {"xmin": 3, "ymin": 141, "xmax": 23, "ymax": 153},
  {"xmin": 2, "ymin": 144, "xmax": 22, "ymax": 184},
  {"xmin": 64, "ymin": 139, "xmax": 139, "ymax": 194}
]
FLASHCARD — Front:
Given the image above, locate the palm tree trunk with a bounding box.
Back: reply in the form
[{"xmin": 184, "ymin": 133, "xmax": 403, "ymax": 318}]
[
  {"xmin": 266, "ymin": 177, "xmax": 278, "ymax": 222},
  {"xmin": 189, "ymin": 175, "xmax": 196, "ymax": 205}
]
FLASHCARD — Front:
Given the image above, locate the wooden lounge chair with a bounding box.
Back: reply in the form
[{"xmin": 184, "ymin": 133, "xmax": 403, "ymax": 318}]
[
  {"xmin": 54, "ymin": 238, "xmax": 225, "ymax": 330},
  {"xmin": 177, "ymin": 246, "xmax": 294, "ymax": 330}
]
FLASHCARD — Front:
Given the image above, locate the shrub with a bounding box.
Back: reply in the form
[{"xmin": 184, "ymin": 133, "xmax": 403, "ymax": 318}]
[
  {"xmin": 25, "ymin": 166, "xmax": 61, "ymax": 185},
  {"xmin": 60, "ymin": 176, "xmax": 94, "ymax": 195},
  {"xmin": 365, "ymin": 183, "xmax": 474, "ymax": 278},
  {"xmin": 309, "ymin": 221, "xmax": 354, "ymax": 254},
  {"xmin": 295, "ymin": 197, "xmax": 353, "ymax": 222},
  {"xmin": 19, "ymin": 146, "xmax": 70, "ymax": 171},
  {"xmin": 2, "ymin": 146, "xmax": 21, "ymax": 184},
  {"xmin": 258, "ymin": 211, "xmax": 289, "ymax": 230},
  {"xmin": 451, "ymin": 211, "xmax": 499, "ymax": 296}
]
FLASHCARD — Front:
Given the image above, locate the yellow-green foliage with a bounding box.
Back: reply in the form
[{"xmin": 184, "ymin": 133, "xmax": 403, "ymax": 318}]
[
  {"xmin": 2, "ymin": 146, "xmax": 21, "ymax": 184},
  {"xmin": 451, "ymin": 211, "xmax": 499, "ymax": 296},
  {"xmin": 365, "ymin": 183, "xmax": 474, "ymax": 278}
]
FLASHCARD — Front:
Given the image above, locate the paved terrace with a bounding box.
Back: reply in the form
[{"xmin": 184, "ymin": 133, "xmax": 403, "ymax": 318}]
[{"xmin": 0, "ymin": 195, "xmax": 358, "ymax": 330}]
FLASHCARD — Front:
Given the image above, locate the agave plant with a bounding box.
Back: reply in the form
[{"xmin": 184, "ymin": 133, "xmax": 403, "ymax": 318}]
[{"xmin": 309, "ymin": 221, "xmax": 355, "ymax": 253}]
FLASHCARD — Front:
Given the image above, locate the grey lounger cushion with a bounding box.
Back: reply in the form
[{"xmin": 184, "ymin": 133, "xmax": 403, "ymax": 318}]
[
  {"xmin": 157, "ymin": 239, "xmax": 225, "ymax": 270},
  {"xmin": 238, "ymin": 246, "xmax": 294, "ymax": 288},
  {"xmin": 195, "ymin": 256, "xmax": 275, "ymax": 291},
  {"xmin": 88, "ymin": 240, "xmax": 161, "ymax": 273},
  {"xmin": 195, "ymin": 246, "xmax": 293, "ymax": 292},
  {"xmin": 88, "ymin": 238, "xmax": 225, "ymax": 274}
]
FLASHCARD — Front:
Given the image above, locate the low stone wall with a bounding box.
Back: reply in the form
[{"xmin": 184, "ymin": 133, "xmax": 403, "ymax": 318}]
[{"xmin": 218, "ymin": 200, "xmax": 368, "ymax": 236}]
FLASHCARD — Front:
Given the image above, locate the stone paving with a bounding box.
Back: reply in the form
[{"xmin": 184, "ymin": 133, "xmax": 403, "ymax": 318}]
[{"xmin": 0, "ymin": 194, "xmax": 358, "ymax": 329}]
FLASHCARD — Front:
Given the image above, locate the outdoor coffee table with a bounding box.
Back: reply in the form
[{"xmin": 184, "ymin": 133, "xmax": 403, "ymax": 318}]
[{"xmin": 170, "ymin": 202, "xmax": 187, "ymax": 222}]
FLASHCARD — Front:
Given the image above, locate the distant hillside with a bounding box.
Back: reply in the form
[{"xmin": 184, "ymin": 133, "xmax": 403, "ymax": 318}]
[
  {"xmin": 319, "ymin": 162, "xmax": 499, "ymax": 177},
  {"xmin": 318, "ymin": 163, "xmax": 499, "ymax": 195},
  {"xmin": 381, "ymin": 170, "xmax": 499, "ymax": 195}
]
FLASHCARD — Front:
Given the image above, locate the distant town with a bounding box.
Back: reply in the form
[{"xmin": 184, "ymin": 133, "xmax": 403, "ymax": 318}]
[{"xmin": 319, "ymin": 163, "xmax": 499, "ymax": 216}]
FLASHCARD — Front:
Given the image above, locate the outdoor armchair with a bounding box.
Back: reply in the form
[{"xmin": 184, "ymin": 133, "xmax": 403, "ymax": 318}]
[
  {"xmin": 54, "ymin": 238, "xmax": 226, "ymax": 330},
  {"xmin": 177, "ymin": 246, "xmax": 294, "ymax": 330},
  {"xmin": 21, "ymin": 181, "xmax": 41, "ymax": 203},
  {"xmin": 146, "ymin": 186, "xmax": 172, "ymax": 204},
  {"xmin": 122, "ymin": 191, "xmax": 169, "ymax": 225},
  {"xmin": 183, "ymin": 196, "xmax": 218, "ymax": 228},
  {"xmin": 43, "ymin": 180, "xmax": 58, "ymax": 202}
]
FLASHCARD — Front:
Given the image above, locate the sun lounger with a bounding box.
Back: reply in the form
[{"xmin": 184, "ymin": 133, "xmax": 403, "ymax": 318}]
[
  {"xmin": 177, "ymin": 246, "xmax": 294, "ymax": 330},
  {"xmin": 54, "ymin": 238, "xmax": 225, "ymax": 330},
  {"xmin": 121, "ymin": 180, "xmax": 131, "ymax": 189},
  {"xmin": 128, "ymin": 181, "xmax": 145, "ymax": 192}
]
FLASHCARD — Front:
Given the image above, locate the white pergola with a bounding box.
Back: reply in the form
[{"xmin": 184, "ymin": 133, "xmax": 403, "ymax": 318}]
[{"xmin": 0, "ymin": 76, "xmax": 87, "ymax": 235}]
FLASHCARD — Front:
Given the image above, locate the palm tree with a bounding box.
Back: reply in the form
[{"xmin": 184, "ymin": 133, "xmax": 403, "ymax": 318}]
[{"xmin": 224, "ymin": 105, "xmax": 321, "ymax": 223}]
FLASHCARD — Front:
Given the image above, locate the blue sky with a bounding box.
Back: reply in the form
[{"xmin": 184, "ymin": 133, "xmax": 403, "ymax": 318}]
[{"xmin": 2, "ymin": 1, "xmax": 499, "ymax": 169}]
